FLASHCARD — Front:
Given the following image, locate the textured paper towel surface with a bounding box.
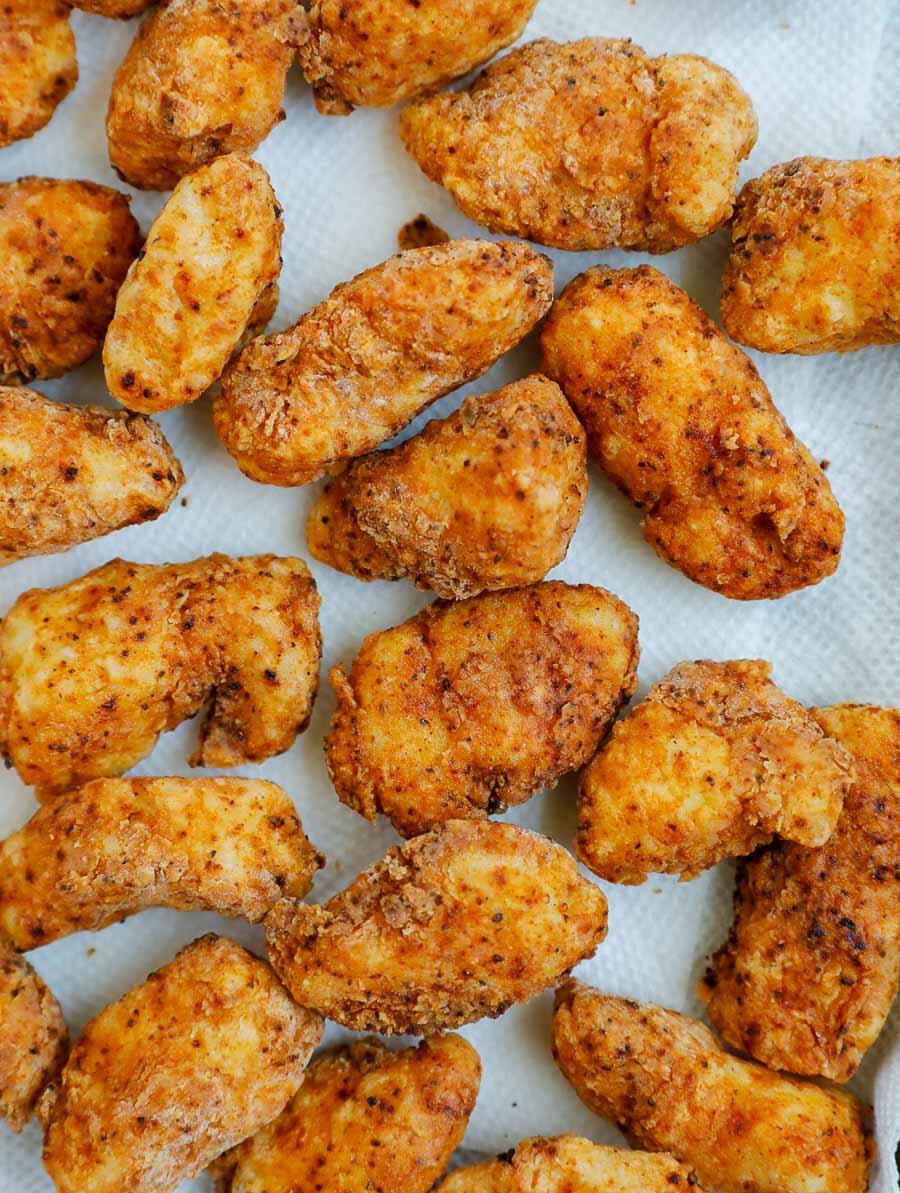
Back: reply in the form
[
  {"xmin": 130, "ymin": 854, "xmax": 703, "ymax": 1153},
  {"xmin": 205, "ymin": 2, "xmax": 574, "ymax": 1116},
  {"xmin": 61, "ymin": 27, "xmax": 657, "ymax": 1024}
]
[{"xmin": 0, "ymin": 1, "xmax": 898, "ymax": 1189}]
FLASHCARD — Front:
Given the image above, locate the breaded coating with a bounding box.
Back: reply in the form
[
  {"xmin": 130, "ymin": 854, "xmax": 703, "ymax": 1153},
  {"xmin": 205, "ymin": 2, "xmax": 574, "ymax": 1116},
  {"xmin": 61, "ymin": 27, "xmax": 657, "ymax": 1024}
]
[
  {"xmin": 215, "ymin": 1035, "xmax": 481, "ymax": 1193},
  {"xmin": 0, "ymin": 939, "xmax": 67, "ymax": 1132},
  {"xmin": 400, "ymin": 38, "xmax": 756, "ymax": 253},
  {"xmin": 325, "ymin": 582, "xmax": 638, "ymax": 837},
  {"xmin": 551, "ymin": 982, "xmax": 874, "ymax": 1193},
  {"xmin": 0, "ymin": 777, "xmax": 323, "ymax": 950},
  {"xmin": 702, "ymin": 704, "xmax": 900, "ymax": 1082},
  {"xmin": 541, "ymin": 266, "xmax": 844, "ymax": 600},
  {"xmin": 577, "ymin": 660, "xmax": 854, "ymax": 885},
  {"xmin": 214, "ymin": 239, "xmax": 553, "ymax": 486},
  {"xmin": 0, "ymin": 386, "xmax": 182, "ymax": 565},
  {"xmin": 39, "ymin": 934, "xmax": 322, "ymax": 1193},
  {"xmin": 0, "ymin": 0, "xmax": 76, "ymax": 149},
  {"xmin": 307, "ymin": 376, "xmax": 587, "ymax": 599},
  {"xmin": 299, "ymin": 0, "xmax": 538, "ymax": 115},
  {"xmin": 0, "ymin": 177, "xmax": 141, "ymax": 383},
  {"xmin": 0, "ymin": 554, "xmax": 321, "ymax": 799},
  {"xmin": 106, "ymin": 0, "xmax": 303, "ymax": 191},
  {"xmin": 397, "ymin": 213, "xmax": 449, "ymax": 251},
  {"xmin": 71, "ymin": 0, "xmax": 156, "ymax": 16},
  {"xmin": 721, "ymin": 157, "xmax": 900, "ymax": 354},
  {"xmin": 436, "ymin": 1135, "xmax": 704, "ymax": 1192},
  {"xmin": 265, "ymin": 819, "xmax": 608, "ymax": 1034},
  {"xmin": 104, "ymin": 154, "xmax": 283, "ymax": 414}
]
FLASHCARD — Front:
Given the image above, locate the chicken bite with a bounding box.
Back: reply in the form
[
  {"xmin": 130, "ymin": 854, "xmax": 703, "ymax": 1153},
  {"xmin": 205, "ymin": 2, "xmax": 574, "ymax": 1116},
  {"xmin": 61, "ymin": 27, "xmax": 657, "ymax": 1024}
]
[
  {"xmin": 702, "ymin": 704, "xmax": 900, "ymax": 1082},
  {"xmin": 721, "ymin": 157, "xmax": 900, "ymax": 354},
  {"xmin": 326, "ymin": 581, "xmax": 638, "ymax": 837},
  {"xmin": 541, "ymin": 266, "xmax": 844, "ymax": 599},
  {"xmin": 214, "ymin": 239, "xmax": 553, "ymax": 486},
  {"xmin": 71, "ymin": 0, "xmax": 156, "ymax": 16},
  {"xmin": 0, "ymin": 554, "xmax": 321, "ymax": 799},
  {"xmin": 552, "ymin": 982, "xmax": 874, "ymax": 1193},
  {"xmin": 265, "ymin": 819, "xmax": 608, "ymax": 1034},
  {"xmin": 400, "ymin": 38, "xmax": 757, "ymax": 253},
  {"xmin": 0, "ymin": 0, "xmax": 76, "ymax": 149},
  {"xmin": 0, "ymin": 939, "xmax": 67, "ymax": 1132},
  {"xmin": 576, "ymin": 660, "xmax": 854, "ymax": 884},
  {"xmin": 39, "ymin": 934, "xmax": 322, "ymax": 1193},
  {"xmin": 104, "ymin": 154, "xmax": 283, "ymax": 414},
  {"xmin": 215, "ymin": 1034, "xmax": 480, "ymax": 1193},
  {"xmin": 307, "ymin": 376, "xmax": 587, "ymax": 599},
  {"xmin": 0, "ymin": 177, "xmax": 141, "ymax": 383}
]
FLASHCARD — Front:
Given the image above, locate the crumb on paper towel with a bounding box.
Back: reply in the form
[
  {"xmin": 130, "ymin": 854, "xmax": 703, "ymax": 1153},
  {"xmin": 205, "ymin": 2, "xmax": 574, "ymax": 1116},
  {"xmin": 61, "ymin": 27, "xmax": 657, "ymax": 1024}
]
[{"xmin": 398, "ymin": 213, "xmax": 450, "ymax": 251}]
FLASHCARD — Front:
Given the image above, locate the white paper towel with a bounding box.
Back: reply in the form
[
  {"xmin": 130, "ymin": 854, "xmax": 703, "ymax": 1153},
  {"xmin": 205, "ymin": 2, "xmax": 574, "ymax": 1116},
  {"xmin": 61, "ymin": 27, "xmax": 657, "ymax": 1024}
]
[{"xmin": 0, "ymin": 1, "xmax": 897, "ymax": 1189}]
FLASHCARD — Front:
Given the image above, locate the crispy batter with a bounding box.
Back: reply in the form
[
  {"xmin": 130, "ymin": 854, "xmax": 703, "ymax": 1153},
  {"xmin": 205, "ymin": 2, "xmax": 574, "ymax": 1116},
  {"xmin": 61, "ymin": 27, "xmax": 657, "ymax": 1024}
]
[
  {"xmin": 0, "ymin": 939, "xmax": 67, "ymax": 1132},
  {"xmin": 71, "ymin": 0, "xmax": 156, "ymax": 16},
  {"xmin": 265, "ymin": 819, "xmax": 608, "ymax": 1034},
  {"xmin": 541, "ymin": 266, "xmax": 844, "ymax": 599},
  {"xmin": 0, "ymin": 777, "xmax": 323, "ymax": 950},
  {"xmin": 0, "ymin": 554, "xmax": 321, "ymax": 799},
  {"xmin": 106, "ymin": 0, "xmax": 303, "ymax": 191},
  {"xmin": 307, "ymin": 376, "xmax": 587, "ymax": 599},
  {"xmin": 0, "ymin": 177, "xmax": 141, "ymax": 382},
  {"xmin": 397, "ymin": 213, "xmax": 450, "ymax": 251},
  {"xmin": 0, "ymin": 0, "xmax": 76, "ymax": 149},
  {"xmin": 400, "ymin": 38, "xmax": 756, "ymax": 253},
  {"xmin": 577, "ymin": 660, "xmax": 854, "ymax": 884},
  {"xmin": 214, "ymin": 239, "xmax": 554, "ymax": 486},
  {"xmin": 551, "ymin": 982, "xmax": 874, "ymax": 1193},
  {"xmin": 325, "ymin": 581, "xmax": 639, "ymax": 837},
  {"xmin": 299, "ymin": 0, "xmax": 537, "ymax": 115},
  {"xmin": 104, "ymin": 154, "xmax": 283, "ymax": 414},
  {"xmin": 215, "ymin": 1035, "xmax": 481, "ymax": 1193},
  {"xmin": 436, "ymin": 1135, "xmax": 705, "ymax": 1192},
  {"xmin": 39, "ymin": 934, "xmax": 322, "ymax": 1193},
  {"xmin": 702, "ymin": 704, "xmax": 900, "ymax": 1082},
  {"xmin": 0, "ymin": 386, "xmax": 182, "ymax": 565},
  {"xmin": 721, "ymin": 157, "xmax": 900, "ymax": 354}
]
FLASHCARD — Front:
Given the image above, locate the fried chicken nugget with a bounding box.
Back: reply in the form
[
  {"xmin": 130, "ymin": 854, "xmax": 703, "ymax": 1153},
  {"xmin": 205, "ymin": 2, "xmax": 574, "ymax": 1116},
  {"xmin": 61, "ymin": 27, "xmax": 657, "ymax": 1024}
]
[
  {"xmin": 298, "ymin": 0, "xmax": 539, "ymax": 116},
  {"xmin": 0, "ymin": 0, "xmax": 76, "ymax": 150},
  {"xmin": 71, "ymin": 0, "xmax": 156, "ymax": 17},
  {"xmin": 551, "ymin": 982, "xmax": 874, "ymax": 1193},
  {"xmin": 721, "ymin": 157, "xmax": 900, "ymax": 354},
  {"xmin": 215, "ymin": 1035, "xmax": 481, "ymax": 1193},
  {"xmin": 0, "ymin": 554, "xmax": 321, "ymax": 799},
  {"xmin": 265, "ymin": 819, "xmax": 608, "ymax": 1034},
  {"xmin": 0, "ymin": 177, "xmax": 141, "ymax": 383},
  {"xmin": 214, "ymin": 239, "xmax": 554, "ymax": 486},
  {"xmin": 307, "ymin": 376, "xmax": 587, "ymax": 599},
  {"xmin": 576, "ymin": 660, "xmax": 854, "ymax": 885},
  {"xmin": 702, "ymin": 704, "xmax": 900, "ymax": 1082},
  {"xmin": 0, "ymin": 386, "xmax": 182, "ymax": 565},
  {"xmin": 541, "ymin": 266, "xmax": 844, "ymax": 600},
  {"xmin": 106, "ymin": 0, "xmax": 303, "ymax": 191},
  {"xmin": 400, "ymin": 38, "xmax": 756, "ymax": 253},
  {"xmin": 325, "ymin": 582, "xmax": 638, "ymax": 837},
  {"xmin": 104, "ymin": 154, "xmax": 283, "ymax": 414},
  {"xmin": 39, "ymin": 934, "xmax": 323, "ymax": 1193},
  {"xmin": 0, "ymin": 939, "xmax": 67, "ymax": 1132}
]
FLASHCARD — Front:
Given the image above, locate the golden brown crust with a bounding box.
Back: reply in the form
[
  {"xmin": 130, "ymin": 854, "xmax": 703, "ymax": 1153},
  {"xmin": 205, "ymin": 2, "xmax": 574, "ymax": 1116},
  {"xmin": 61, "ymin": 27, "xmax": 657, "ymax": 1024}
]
[
  {"xmin": 551, "ymin": 982, "xmax": 874, "ymax": 1193},
  {"xmin": 215, "ymin": 1035, "xmax": 481, "ymax": 1193},
  {"xmin": 307, "ymin": 376, "xmax": 587, "ymax": 599},
  {"xmin": 577, "ymin": 660, "xmax": 854, "ymax": 884},
  {"xmin": 702, "ymin": 704, "xmax": 900, "ymax": 1082},
  {"xmin": 299, "ymin": 0, "xmax": 538, "ymax": 114},
  {"xmin": 265, "ymin": 819, "xmax": 608, "ymax": 1034},
  {"xmin": 39, "ymin": 934, "xmax": 323, "ymax": 1193},
  {"xmin": 104, "ymin": 154, "xmax": 283, "ymax": 413},
  {"xmin": 214, "ymin": 239, "xmax": 554, "ymax": 486},
  {"xmin": 721, "ymin": 157, "xmax": 900, "ymax": 354},
  {"xmin": 540, "ymin": 265, "xmax": 844, "ymax": 599},
  {"xmin": 397, "ymin": 213, "xmax": 450, "ymax": 251},
  {"xmin": 325, "ymin": 581, "xmax": 639, "ymax": 837},
  {"xmin": 0, "ymin": 554, "xmax": 321, "ymax": 798},
  {"xmin": 0, "ymin": 0, "xmax": 76, "ymax": 149},
  {"xmin": 0, "ymin": 939, "xmax": 68, "ymax": 1132},
  {"xmin": 106, "ymin": 0, "xmax": 303, "ymax": 191},
  {"xmin": 71, "ymin": 0, "xmax": 156, "ymax": 16},
  {"xmin": 0, "ymin": 177, "xmax": 141, "ymax": 382},
  {"xmin": 400, "ymin": 38, "xmax": 757, "ymax": 253}
]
